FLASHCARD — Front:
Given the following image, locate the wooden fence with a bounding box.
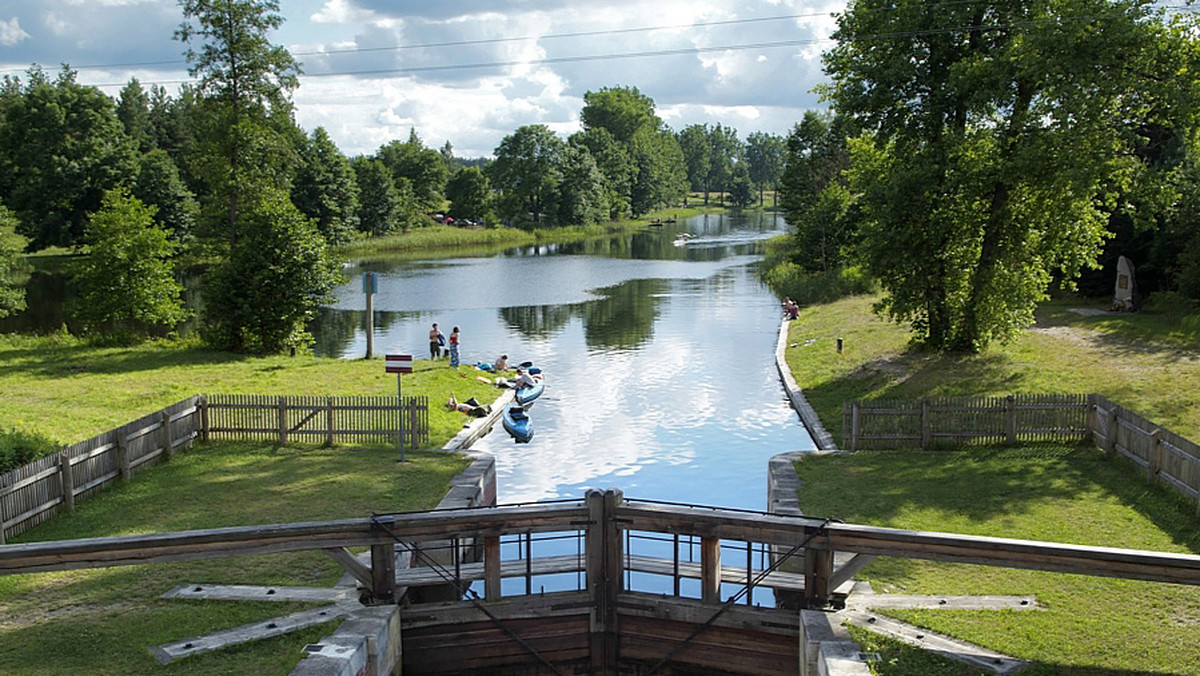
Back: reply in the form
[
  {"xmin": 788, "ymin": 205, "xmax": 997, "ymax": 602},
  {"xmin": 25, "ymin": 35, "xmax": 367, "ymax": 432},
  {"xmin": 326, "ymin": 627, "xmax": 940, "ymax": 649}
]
[
  {"xmin": 1090, "ymin": 394, "xmax": 1200, "ymax": 514},
  {"xmin": 0, "ymin": 396, "xmax": 202, "ymax": 544},
  {"xmin": 0, "ymin": 394, "xmax": 429, "ymax": 544},
  {"xmin": 202, "ymin": 394, "xmax": 428, "ymax": 448},
  {"xmin": 843, "ymin": 393, "xmax": 1200, "ymax": 513},
  {"xmin": 843, "ymin": 393, "xmax": 1091, "ymax": 450}
]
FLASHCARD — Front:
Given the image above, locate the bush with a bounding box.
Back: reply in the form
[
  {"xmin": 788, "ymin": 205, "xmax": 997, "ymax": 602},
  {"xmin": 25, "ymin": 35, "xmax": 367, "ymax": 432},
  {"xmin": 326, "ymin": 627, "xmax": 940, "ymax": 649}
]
[
  {"xmin": 762, "ymin": 259, "xmax": 876, "ymax": 305},
  {"xmin": 0, "ymin": 428, "xmax": 60, "ymax": 473}
]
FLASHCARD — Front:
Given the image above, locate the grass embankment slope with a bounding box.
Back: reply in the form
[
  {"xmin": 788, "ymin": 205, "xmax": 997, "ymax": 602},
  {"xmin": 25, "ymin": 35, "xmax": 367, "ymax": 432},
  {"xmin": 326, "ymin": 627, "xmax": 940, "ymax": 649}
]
[
  {"xmin": 784, "ymin": 294, "xmax": 1200, "ymax": 674},
  {"xmin": 0, "ymin": 333, "xmax": 499, "ymax": 448},
  {"xmin": 784, "ymin": 294, "xmax": 1200, "ymax": 442}
]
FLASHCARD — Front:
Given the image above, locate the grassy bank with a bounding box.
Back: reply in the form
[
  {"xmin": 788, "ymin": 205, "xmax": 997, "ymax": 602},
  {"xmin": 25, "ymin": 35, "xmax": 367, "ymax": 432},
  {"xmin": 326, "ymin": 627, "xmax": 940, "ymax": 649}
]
[
  {"xmin": 783, "ymin": 293, "xmax": 1200, "ymax": 443},
  {"xmin": 0, "ymin": 441, "xmax": 467, "ymax": 675},
  {"xmin": 0, "ymin": 333, "xmax": 499, "ymax": 451},
  {"xmin": 783, "ymin": 294, "xmax": 1200, "ymax": 673},
  {"xmin": 796, "ymin": 446, "xmax": 1200, "ymax": 674},
  {"xmin": 335, "ymin": 205, "xmax": 721, "ymax": 258}
]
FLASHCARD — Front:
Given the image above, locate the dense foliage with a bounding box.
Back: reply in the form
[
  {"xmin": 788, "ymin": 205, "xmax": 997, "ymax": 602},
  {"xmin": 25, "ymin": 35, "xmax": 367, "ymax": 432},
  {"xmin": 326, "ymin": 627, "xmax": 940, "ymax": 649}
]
[
  {"xmin": 768, "ymin": 0, "xmax": 1200, "ymax": 352},
  {"xmin": 71, "ymin": 190, "xmax": 190, "ymax": 338}
]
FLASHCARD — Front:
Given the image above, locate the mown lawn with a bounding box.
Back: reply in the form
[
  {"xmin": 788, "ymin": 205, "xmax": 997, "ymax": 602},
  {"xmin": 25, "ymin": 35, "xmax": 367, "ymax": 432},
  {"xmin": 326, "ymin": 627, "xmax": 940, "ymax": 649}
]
[
  {"xmin": 796, "ymin": 445, "xmax": 1200, "ymax": 674},
  {"xmin": 0, "ymin": 333, "xmax": 500, "ymax": 450},
  {"xmin": 0, "ymin": 441, "xmax": 468, "ymax": 675},
  {"xmin": 784, "ymin": 294, "xmax": 1200, "ymax": 443}
]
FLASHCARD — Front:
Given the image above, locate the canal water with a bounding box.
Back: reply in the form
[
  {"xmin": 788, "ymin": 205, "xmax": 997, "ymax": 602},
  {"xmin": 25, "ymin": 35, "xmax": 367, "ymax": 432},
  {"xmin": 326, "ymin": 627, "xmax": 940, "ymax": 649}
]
[{"xmin": 317, "ymin": 212, "xmax": 817, "ymax": 511}]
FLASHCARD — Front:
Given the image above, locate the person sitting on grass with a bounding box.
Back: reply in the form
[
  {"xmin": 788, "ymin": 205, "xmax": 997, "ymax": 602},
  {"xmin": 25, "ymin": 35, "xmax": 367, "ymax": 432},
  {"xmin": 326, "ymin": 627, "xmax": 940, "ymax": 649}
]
[{"xmin": 494, "ymin": 354, "xmax": 510, "ymax": 371}]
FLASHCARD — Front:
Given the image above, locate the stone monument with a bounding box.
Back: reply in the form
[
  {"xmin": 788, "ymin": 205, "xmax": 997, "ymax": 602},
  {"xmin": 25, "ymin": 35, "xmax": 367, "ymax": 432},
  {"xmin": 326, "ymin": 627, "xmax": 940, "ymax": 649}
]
[{"xmin": 1112, "ymin": 255, "xmax": 1137, "ymax": 311}]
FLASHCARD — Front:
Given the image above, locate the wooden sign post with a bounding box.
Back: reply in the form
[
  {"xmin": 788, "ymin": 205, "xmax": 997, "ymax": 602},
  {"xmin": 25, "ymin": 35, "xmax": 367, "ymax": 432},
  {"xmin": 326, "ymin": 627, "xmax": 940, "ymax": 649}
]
[
  {"xmin": 363, "ymin": 272, "xmax": 378, "ymax": 358},
  {"xmin": 385, "ymin": 354, "xmax": 413, "ymax": 461}
]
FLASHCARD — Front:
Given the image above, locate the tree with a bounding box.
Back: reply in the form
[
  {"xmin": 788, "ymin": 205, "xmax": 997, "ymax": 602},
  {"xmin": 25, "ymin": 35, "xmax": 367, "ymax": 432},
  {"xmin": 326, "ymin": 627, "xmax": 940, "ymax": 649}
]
[
  {"xmin": 744, "ymin": 131, "xmax": 786, "ymax": 205},
  {"xmin": 571, "ymin": 127, "xmax": 634, "ymax": 219},
  {"xmin": 580, "ymin": 86, "xmax": 658, "ymax": 144},
  {"xmin": 71, "ymin": 189, "xmax": 189, "ymax": 337},
  {"xmin": 292, "ymin": 127, "xmax": 360, "ymax": 245},
  {"xmin": 780, "ymin": 111, "xmax": 856, "ymax": 272},
  {"xmin": 824, "ymin": 0, "xmax": 1200, "ymax": 351},
  {"xmin": 489, "ymin": 125, "xmax": 565, "ymax": 225},
  {"xmin": 445, "ymin": 166, "xmax": 492, "ymax": 223},
  {"xmin": 175, "ymin": 0, "xmax": 301, "ymax": 244},
  {"xmin": 133, "ymin": 149, "xmax": 200, "ymax": 243},
  {"xmin": 116, "ymin": 78, "xmax": 153, "ymax": 153},
  {"xmin": 728, "ymin": 162, "xmax": 754, "ymax": 208},
  {"xmin": 705, "ymin": 124, "xmax": 740, "ymax": 206},
  {"xmin": 629, "ymin": 127, "xmax": 688, "ymax": 216},
  {"xmin": 554, "ymin": 146, "xmax": 608, "ymax": 225},
  {"xmin": 0, "ymin": 67, "xmax": 138, "ymax": 250},
  {"xmin": 376, "ymin": 129, "xmax": 449, "ymax": 214},
  {"xmin": 0, "ymin": 205, "xmax": 26, "ymax": 319},
  {"xmin": 203, "ymin": 187, "xmax": 341, "ymax": 354},
  {"xmin": 352, "ymin": 157, "xmax": 402, "ymax": 236},
  {"xmin": 677, "ymin": 124, "xmax": 712, "ymax": 201}
]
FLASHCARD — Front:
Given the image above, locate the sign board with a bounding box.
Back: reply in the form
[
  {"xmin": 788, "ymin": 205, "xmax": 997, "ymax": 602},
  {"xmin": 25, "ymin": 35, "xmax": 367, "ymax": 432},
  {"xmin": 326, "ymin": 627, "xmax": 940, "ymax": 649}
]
[
  {"xmin": 362, "ymin": 271, "xmax": 378, "ymax": 294},
  {"xmin": 385, "ymin": 354, "xmax": 413, "ymax": 374}
]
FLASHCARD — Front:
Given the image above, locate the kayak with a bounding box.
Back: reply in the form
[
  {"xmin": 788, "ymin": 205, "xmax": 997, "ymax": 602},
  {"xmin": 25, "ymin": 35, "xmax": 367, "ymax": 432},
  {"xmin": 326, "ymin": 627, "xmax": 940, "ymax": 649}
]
[
  {"xmin": 515, "ymin": 377, "xmax": 545, "ymax": 405},
  {"xmin": 502, "ymin": 404, "xmax": 533, "ymax": 443}
]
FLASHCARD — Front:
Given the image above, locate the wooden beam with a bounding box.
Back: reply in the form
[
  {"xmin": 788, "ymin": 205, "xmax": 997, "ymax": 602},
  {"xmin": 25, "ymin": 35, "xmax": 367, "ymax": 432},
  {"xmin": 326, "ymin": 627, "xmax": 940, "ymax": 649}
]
[
  {"xmin": 484, "ymin": 535, "xmax": 501, "ymax": 601},
  {"xmin": 322, "ymin": 548, "xmax": 372, "ymax": 588},
  {"xmin": 370, "ymin": 543, "xmax": 396, "ymax": 604},
  {"xmin": 828, "ymin": 553, "xmax": 877, "ymax": 591},
  {"xmin": 700, "ymin": 536, "xmax": 721, "ymax": 604}
]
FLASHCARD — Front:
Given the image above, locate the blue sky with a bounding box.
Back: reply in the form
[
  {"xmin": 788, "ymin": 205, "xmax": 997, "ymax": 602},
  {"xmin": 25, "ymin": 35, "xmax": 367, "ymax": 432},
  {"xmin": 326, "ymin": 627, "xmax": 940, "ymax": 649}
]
[{"xmin": 0, "ymin": 0, "xmax": 842, "ymax": 157}]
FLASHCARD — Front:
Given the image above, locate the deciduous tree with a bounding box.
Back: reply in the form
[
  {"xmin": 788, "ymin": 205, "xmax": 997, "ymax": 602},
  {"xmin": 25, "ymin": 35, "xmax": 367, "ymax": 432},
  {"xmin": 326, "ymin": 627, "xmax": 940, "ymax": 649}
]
[
  {"xmin": 71, "ymin": 189, "xmax": 189, "ymax": 338},
  {"xmin": 0, "ymin": 206, "xmax": 26, "ymax": 319},
  {"xmin": 292, "ymin": 127, "xmax": 360, "ymax": 245},
  {"xmin": 203, "ymin": 187, "xmax": 341, "ymax": 354},
  {"xmin": 489, "ymin": 125, "xmax": 565, "ymax": 225},
  {"xmin": 825, "ymin": 0, "xmax": 1200, "ymax": 350}
]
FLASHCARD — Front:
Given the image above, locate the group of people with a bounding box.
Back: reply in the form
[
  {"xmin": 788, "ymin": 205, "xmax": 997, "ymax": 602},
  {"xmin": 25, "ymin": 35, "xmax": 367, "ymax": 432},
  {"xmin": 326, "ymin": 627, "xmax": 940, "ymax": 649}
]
[
  {"xmin": 428, "ymin": 322, "xmax": 462, "ymax": 366},
  {"xmin": 782, "ymin": 297, "xmax": 800, "ymax": 320}
]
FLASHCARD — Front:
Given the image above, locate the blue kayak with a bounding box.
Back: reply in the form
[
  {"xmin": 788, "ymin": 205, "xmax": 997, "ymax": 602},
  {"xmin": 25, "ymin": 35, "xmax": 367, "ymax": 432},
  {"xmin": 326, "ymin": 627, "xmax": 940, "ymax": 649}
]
[
  {"xmin": 515, "ymin": 378, "xmax": 544, "ymax": 405},
  {"xmin": 502, "ymin": 404, "xmax": 533, "ymax": 443}
]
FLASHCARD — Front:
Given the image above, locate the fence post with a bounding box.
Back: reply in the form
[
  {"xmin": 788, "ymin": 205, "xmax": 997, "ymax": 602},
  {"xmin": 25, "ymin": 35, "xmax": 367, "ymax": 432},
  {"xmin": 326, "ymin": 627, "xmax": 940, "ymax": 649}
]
[
  {"xmin": 920, "ymin": 399, "xmax": 931, "ymax": 450},
  {"xmin": 1005, "ymin": 395, "xmax": 1017, "ymax": 445},
  {"xmin": 0, "ymin": 490, "xmax": 6, "ymax": 544},
  {"xmin": 1104, "ymin": 405, "xmax": 1119, "ymax": 457},
  {"xmin": 484, "ymin": 535, "xmax": 501, "ymax": 601},
  {"xmin": 1148, "ymin": 429, "xmax": 1162, "ymax": 485},
  {"xmin": 701, "ymin": 536, "xmax": 722, "ymax": 604},
  {"xmin": 803, "ymin": 531, "xmax": 833, "ymax": 609},
  {"xmin": 117, "ymin": 432, "xmax": 131, "ymax": 482},
  {"xmin": 369, "ymin": 543, "xmax": 397, "ymax": 605},
  {"xmin": 59, "ymin": 453, "xmax": 75, "ymax": 512},
  {"xmin": 199, "ymin": 395, "xmax": 210, "ymax": 443},
  {"xmin": 160, "ymin": 411, "xmax": 173, "ymax": 460},
  {"xmin": 850, "ymin": 402, "xmax": 860, "ymax": 452},
  {"xmin": 325, "ymin": 396, "xmax": 335, "ymax": 448},
  {"xmin": 277, "ymin": 396, "xmax": 287, "ymax": 445}
]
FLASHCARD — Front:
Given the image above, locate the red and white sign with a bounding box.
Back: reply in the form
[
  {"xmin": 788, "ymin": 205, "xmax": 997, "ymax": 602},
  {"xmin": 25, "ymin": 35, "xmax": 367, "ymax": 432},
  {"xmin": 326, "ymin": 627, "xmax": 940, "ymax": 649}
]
[{"xmin": 385, "ymin": 354, "xmax": 413, "ymax": 374}]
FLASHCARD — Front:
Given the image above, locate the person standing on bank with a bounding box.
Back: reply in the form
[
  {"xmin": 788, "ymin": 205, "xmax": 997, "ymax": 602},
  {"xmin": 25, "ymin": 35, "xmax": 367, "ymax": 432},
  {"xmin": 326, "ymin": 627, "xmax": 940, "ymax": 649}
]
[
  {"xmin": 449, "ymin": 326, "xmax": 461, "ymax": 367},
  {"xmin": 429, "ymin": 323, "xmax": 442, "ymax": 359}
]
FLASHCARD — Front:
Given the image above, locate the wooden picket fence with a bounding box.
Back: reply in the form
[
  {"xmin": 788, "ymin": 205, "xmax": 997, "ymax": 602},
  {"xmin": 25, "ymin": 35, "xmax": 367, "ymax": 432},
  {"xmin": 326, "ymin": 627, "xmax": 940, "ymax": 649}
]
[
  {"xmin": 843, "ymin": 393, "xmax": 1091, "ymax": 450},
  {"xmin": 0, "ymin": 394, "xmax": 429, "ymax": 544},
  {"xmin": 1089, "ymin": 394, "xmax": 1200, "ymax": 514},
  {"xmin": 201, "ymin": 394, "xmax": 428, "ymax": 448},
  {"xmin": 843, "ymin": 392, "xmax": 1200, "ymax": 513}
]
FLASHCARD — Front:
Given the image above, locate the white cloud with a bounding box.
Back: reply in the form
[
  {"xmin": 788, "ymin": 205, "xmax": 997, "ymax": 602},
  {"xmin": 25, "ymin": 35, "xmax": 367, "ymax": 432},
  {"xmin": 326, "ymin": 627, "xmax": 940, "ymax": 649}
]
[{"xmin": 0, "ymin": 18, "xmax": 29, "ymax": 46}]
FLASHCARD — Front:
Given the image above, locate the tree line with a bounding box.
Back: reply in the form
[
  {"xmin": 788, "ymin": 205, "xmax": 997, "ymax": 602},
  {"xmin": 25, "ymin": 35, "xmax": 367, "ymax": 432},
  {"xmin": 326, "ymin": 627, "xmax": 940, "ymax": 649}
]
[
  {"xmin": 771, "ymin": 0, "xmax": 1200, "ymax": 352},
  {"xmin": 0, "ymin": 0, "xmax": 786, "ymax": 354}
]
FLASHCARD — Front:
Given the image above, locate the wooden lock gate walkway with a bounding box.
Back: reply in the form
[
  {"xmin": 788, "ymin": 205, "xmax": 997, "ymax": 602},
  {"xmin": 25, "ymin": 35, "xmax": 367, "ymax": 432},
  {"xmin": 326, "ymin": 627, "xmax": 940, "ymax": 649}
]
[{"xmin": 4, "ymin": 489, "xmax": 1200, "ymax": 674}]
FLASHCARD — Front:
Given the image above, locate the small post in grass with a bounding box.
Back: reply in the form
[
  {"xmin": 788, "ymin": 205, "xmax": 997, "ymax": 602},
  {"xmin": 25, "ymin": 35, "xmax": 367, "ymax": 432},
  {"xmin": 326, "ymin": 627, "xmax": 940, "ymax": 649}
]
[{"xmin": 385, "ymin": 354, "xmax": 413, "ymax": 461}]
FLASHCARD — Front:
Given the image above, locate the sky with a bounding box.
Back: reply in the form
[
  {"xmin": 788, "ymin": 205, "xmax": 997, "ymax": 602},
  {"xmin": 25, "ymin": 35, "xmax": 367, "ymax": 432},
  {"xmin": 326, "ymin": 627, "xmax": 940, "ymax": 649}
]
[{"xmin": 0, "ymin": 0, "xmax": 844, "ymax": 158}]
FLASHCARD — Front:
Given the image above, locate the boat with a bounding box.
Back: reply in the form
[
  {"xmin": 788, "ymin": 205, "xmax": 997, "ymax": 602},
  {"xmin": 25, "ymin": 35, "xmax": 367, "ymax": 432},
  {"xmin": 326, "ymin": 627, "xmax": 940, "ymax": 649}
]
[
  {"xmin": 502, "ymin": 404, "xmax": 533, "ymax": 443},
  {"xmin": 515, "ymin": 376, "xmax": 545, "ymax": 405}
]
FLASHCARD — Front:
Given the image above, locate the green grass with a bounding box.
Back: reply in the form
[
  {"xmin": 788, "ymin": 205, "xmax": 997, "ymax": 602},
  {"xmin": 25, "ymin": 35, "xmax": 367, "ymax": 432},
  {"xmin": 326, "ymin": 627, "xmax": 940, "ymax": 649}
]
[
  {"xmin": 0, "ymin": 441, "xmax": 468, "ymax": 675},
  {"xmin": 784, "ymin": 294, "xmax": 1200, "ymax": 443},
  {"xmin": 0, "ymin": 333, "xmax": 499, "ymax": 450},
  {"xmin": 795, "ymin": 445, "xmax": 1200, "ymax": 674}
]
